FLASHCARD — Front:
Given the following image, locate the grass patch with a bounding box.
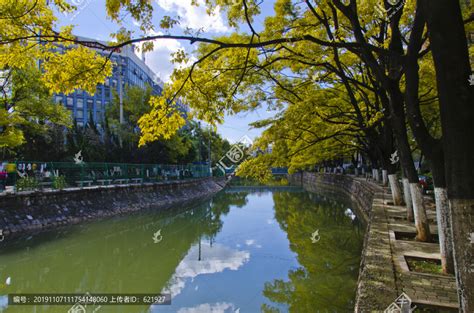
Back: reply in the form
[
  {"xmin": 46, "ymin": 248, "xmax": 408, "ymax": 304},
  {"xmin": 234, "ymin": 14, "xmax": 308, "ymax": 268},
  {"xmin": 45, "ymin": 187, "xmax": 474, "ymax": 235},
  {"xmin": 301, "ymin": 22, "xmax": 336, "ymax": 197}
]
[{"xmin": 405, "ymin": 256, "xmax": 444, "ymax": 275}]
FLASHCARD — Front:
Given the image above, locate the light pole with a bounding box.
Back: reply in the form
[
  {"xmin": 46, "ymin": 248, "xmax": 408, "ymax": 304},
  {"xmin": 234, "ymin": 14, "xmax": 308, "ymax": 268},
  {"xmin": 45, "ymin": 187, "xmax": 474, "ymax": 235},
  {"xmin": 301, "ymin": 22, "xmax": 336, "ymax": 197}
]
[
  {"xmin": 198, "ymin": 121, "xmax": 202, "ymax": 162},
  {"xmin": 118, "ymin": 58, "xmax": 124, "ymax": 124},
  {"xmin": 208, "ymin": 126, "xmax": 212, "ymax": 176}
]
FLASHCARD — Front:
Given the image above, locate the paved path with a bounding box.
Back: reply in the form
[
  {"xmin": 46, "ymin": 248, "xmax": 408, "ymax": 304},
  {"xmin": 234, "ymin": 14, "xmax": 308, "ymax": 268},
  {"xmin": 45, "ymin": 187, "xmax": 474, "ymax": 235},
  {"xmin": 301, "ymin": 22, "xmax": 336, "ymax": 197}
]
[{"xmin": 381, "ymin": 184, "xmax": 459, "ymax": 311}]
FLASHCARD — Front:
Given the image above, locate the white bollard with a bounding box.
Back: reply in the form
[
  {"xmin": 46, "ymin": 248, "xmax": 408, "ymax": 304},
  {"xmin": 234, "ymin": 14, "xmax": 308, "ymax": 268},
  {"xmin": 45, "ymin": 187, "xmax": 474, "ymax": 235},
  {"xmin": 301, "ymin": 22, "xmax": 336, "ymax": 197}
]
[{"xmin": 382, "ymin": 169, "xmax": 388, "ymax": 186}]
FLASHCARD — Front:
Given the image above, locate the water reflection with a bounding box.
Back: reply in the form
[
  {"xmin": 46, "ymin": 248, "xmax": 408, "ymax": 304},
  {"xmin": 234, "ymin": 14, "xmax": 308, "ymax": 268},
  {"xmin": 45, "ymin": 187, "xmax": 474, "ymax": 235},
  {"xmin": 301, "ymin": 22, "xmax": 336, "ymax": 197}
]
[
  {"xmin": 173, "ymin": 302, "xmax": 239, "ymax": 313},
  {"xmin": 0, "ymin": 186, "xmax": 362, "ymax": 313},
  {"xmin": 163, "ymin": 242, "xmax": 250, "ymax": 298},
  {"xmin": 262, "ymin": 192, "xmax": 363, "ymax": 312}
]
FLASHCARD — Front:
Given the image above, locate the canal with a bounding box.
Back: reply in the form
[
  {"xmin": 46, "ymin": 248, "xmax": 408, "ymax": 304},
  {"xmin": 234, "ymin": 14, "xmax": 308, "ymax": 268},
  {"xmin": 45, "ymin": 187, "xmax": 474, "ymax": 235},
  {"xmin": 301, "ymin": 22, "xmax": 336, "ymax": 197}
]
[{"xmin": 0, "ymin": 184, "xmax": 364, "ymax": 312}]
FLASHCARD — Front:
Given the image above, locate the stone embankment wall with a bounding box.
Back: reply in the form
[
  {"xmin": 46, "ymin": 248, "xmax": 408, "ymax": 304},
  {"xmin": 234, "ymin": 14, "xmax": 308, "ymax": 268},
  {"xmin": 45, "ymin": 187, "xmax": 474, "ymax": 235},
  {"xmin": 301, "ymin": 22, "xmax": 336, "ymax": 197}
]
[
  {"xmin": 289, "ymin": 172, "xmax": 398, "ymax": 312},
  {"xmin": 0, "ymin": 178, "xmax": 226, "ymax": 239},
  {"xmin": 288, "ymin": 172, "xmax": 376, "ymax": 223}
]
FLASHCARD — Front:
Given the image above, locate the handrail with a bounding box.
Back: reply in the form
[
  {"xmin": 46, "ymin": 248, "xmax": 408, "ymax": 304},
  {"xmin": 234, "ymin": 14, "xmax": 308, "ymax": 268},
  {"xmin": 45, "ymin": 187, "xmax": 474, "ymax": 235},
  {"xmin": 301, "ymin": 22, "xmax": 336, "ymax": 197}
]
[{"xmin": 0, "ymin": 161, "xmax": 216, "ymax": 193}]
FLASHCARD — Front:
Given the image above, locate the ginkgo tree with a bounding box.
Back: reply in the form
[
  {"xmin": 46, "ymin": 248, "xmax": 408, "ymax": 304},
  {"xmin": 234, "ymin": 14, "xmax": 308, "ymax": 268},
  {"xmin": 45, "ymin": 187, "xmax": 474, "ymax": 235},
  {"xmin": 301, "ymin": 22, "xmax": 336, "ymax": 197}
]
[
  {"xmin": 0, "ymin": 0, "xmax": 112, "ymax": 149},
  {"xmin": 1, "ymin": 0, "xmax": 472, "ymax": 309},
  {"xmin": 0, "ymin": 65, "xmax": 71, "ymax": 149}
]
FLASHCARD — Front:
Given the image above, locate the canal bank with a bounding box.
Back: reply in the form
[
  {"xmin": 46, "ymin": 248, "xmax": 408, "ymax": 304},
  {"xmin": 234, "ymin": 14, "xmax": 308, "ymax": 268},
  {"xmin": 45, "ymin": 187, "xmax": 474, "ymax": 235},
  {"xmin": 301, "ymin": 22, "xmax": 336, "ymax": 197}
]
[
  {"xmin": 289, "ymin": 172, "xmax": 458, "ymax": 312},
  {"xmin": 0, "ymin": 177, "xmax": 227, "ymax": 240}
]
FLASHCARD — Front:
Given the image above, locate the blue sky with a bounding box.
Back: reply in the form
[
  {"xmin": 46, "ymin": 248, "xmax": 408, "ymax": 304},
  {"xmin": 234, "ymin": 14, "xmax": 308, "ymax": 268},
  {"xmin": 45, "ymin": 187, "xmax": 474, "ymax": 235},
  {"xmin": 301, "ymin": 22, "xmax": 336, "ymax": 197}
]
[{"xmin": 56, "ymin": 0, "xmax": 277, "ymax": 143}]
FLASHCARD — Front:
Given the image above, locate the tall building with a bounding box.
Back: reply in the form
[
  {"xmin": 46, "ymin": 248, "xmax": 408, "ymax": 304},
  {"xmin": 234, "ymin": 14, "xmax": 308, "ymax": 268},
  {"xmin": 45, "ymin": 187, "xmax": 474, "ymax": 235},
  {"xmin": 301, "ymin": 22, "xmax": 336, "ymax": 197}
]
[{"xmin": 54, "ymin": 37, "xmax": 165, "ymax": 128}]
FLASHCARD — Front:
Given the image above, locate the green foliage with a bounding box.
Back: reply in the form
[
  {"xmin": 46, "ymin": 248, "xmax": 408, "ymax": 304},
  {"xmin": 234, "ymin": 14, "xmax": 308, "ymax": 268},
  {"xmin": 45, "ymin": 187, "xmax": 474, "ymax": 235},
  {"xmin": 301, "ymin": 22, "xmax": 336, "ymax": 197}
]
[
  {"xmin": 0, "ymin": 0, "xmax": 113, "ymax": 95},
  {"xmin": 104, "ymin": 0, "xmax": 467, "ymax": 179},
  {"xmin": 16, "ymin": 176, "xmax": 39, "ymax": 191},
  {"xmin": 6, "ymin": 82, "xmax": 231, "ymax": 164},
  {"xmin": 5, "ymin": 0, "xmax": 470, "ymax": 176},
  {"xmin": 236, "ymin": 155, "xmax": 274, "ymax": 183},
  {"xmin": 42, "ymin": 46, "xmax": 112, "ymax": 95},
  {"xmin": 52, "ymin": 175, "xmax": 67, "ymax": 190},
  {"xmin": 0, "ymin": 0, "xmax": 114, "ymax": 149},
  {"xmin": 1, "ymin": 66, "xmax": 72, "ymax": 149},
  {"xmin": 230, "ymin": 177, "xmax": 289, "ymax": 186}
]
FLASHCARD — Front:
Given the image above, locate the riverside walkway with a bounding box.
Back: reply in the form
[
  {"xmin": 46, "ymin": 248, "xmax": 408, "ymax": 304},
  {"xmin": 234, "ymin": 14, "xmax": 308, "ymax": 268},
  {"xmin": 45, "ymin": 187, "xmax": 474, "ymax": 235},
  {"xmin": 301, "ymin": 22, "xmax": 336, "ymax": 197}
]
[{"xmin": 359, "ymin": 179, "xmax": 458, "ymax": 311}]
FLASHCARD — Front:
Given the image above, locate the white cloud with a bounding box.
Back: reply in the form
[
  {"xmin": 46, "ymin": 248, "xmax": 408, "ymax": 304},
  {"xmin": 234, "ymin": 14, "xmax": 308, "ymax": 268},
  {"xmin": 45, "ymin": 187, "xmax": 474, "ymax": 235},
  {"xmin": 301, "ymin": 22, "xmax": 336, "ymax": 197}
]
[
  {"xmin": 134, "ymin": 30, "xmax": 186, "ymax": 82},
  {"xmin": 162, "ymin": 243, "xmax": 250, "ymax": 297},
  {"xmin": 245, "ymin": 239, "xmax": 255, "ymax": 246},
  {"xmin": 155, "ymin": 0, "xmax": 229, "ymax": 33},
  {"xmin": 132, "ymin": 0, "xmax": 231, "ymax": 84},
  {"xmin": 132, "ymin": 19, "xmax": 141, "ymax": 27}
]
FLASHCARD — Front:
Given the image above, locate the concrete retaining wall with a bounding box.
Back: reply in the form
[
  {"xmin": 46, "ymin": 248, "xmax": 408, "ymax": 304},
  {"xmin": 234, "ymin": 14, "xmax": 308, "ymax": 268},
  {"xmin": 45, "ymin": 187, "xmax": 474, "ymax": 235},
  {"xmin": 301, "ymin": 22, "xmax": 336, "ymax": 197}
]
[
  {"xmin": 288, "ymin": 172, "xmax": 377, "ymax": 224},
  {"xmin": 0, "ymin": 178, "xmax": 226, "ymax": 239},
  {"xmin": 289, "ymin": 172, "xmax": 398, "ymax": 312}
]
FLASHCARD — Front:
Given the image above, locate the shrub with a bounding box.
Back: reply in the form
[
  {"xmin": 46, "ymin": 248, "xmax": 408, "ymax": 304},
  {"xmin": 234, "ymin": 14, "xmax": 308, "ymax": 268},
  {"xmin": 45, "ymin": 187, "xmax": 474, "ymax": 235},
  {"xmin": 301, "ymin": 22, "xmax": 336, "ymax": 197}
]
[
  {"xmin": 52, "ymin": 175, "xmax": 67, "ymax": 190},
  {"xmin": 16, "ymin": 176, "xmax": 39, "ymax": 191}
]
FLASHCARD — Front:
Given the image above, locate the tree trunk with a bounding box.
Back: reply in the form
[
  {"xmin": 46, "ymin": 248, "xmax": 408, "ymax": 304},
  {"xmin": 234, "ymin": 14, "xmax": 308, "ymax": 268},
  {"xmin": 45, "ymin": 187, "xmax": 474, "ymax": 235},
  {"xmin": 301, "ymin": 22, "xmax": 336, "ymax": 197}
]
[
  {"xmin": 410, "ymin": 183, "xmax": 431, "ymax": 242},
  {"xmin": 434, "ymin": 187, "xmax": 455, "ymax": 274},
  {"xmin": 393, "ymin": 108, "xmax": 431, "ymax": 241},
  {"xmin": 374, "ymin": 168, "xmax": 380, "ymax": 182},
  {"xmin": 388, "ymin": 174, "xmax": 403, "ymax": 205},
  {"xmin": 449, "ymin": 199, "xmax": 474, "ymax": 311},
  {"xmin": 403, "ymin": 2, "xmax": 454, "ymax": 274},
  {"xmin": 382, "ymin": 169, "xmax": 388, "ymax": 186},
  {"xmin": 403, "ymin": 178, "xmax": 414, "ymax": 222},
  {"xmin": 387, "ymin": 82, "xmax": 431, "ymax": 241},
  {"xmin": 431, "ymin": 154, "xmax": 455, "ymax": 275},
  {"xmin": 422, "ymin": 0, "xmax": 474, "ymax": 309}
]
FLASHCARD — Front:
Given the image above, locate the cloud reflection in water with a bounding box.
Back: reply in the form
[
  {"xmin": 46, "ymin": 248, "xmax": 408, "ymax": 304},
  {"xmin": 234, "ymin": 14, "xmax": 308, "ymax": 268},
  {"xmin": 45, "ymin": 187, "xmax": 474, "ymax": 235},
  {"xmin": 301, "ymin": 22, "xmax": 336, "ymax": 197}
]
[{"xmin": 162, "ymin": 242, "xmax": 250, "ymax": 298}]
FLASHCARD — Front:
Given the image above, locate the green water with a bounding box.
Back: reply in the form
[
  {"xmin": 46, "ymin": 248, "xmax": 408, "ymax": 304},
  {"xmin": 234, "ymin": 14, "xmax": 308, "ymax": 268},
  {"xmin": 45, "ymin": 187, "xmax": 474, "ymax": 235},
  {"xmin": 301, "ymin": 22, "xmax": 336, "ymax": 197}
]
[{"xmin": 0, "ymin": 186, "xmax": 363, "ymax": 313}]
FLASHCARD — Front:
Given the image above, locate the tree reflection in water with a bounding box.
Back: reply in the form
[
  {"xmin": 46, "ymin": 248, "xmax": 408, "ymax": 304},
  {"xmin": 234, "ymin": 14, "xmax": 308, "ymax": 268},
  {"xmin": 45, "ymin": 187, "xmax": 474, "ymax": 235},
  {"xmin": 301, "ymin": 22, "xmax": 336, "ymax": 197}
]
[{"xmin": 262, "ymin": 191, "xmax": 364, "ymax": 313}]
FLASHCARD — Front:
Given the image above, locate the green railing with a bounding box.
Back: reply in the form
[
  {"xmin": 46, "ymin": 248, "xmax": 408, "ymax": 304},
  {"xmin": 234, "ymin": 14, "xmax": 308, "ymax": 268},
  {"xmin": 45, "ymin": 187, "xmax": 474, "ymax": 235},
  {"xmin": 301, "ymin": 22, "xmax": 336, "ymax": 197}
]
[{"xmin": 1, "ymin": 161, "xmax": 212, "ymax": 192}]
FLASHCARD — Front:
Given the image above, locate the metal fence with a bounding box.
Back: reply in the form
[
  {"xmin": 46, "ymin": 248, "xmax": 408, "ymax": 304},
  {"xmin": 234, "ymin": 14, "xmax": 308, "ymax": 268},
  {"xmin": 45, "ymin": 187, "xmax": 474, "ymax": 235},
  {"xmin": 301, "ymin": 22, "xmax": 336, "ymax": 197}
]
[{"xmin": 0, "ymin": 161, "xmax": 212, "ymax": 192}]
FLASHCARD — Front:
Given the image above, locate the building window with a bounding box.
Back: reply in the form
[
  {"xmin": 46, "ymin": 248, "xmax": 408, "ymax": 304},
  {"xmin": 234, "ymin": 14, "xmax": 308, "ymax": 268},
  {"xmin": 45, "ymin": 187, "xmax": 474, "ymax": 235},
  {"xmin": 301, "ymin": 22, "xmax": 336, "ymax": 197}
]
[
  {"xmin": 76, "ymin": 110, "xmax": 84, "ymax": 119},
  {"xmin": 96, "ymin": 100, "xmax": 102, "ymax": 111},
  {"xmin": 76, "ymin": 98, "xmax": 83, "ymax": 109},
  {"xmin": 112, "ymin": 79, "xmax": 117, "ymax": 88},
  {"xmin": 105, "ymin": 79, "xmax": 110, "ymax": 87},
  {"xmin": 77, "ymin": 121, "xmax": 84, "ymax": 127},
  {"xmin": 55, "ymin": 96, "xmax": 63, "ymax": 103},
  {"xmin": 66, "ymin": 97, "xmax": 73, "ymax": 107}
]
